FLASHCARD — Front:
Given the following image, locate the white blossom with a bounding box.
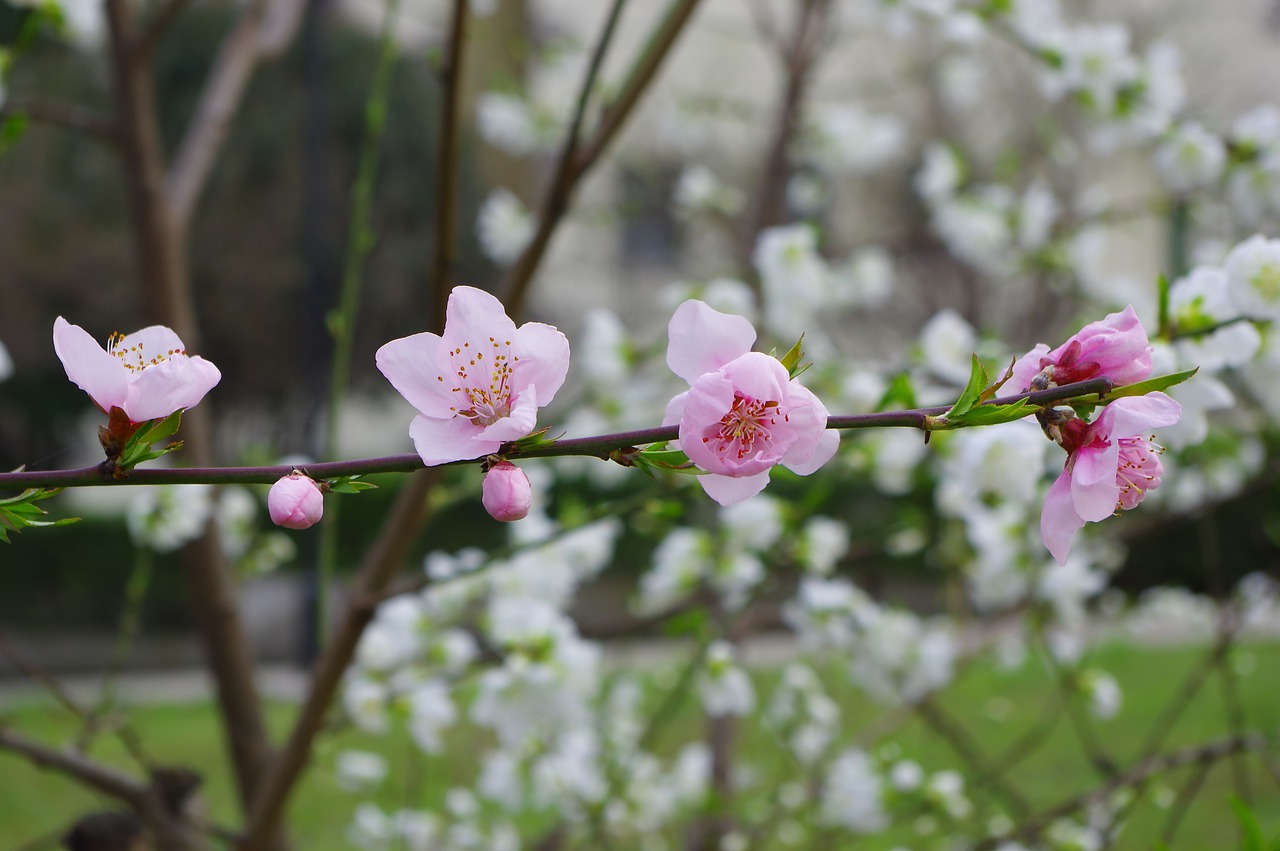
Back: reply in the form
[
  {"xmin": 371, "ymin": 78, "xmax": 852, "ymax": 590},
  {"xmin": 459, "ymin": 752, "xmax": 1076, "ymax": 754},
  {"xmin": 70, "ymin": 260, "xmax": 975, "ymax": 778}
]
[
  {"xmin": 821, "ymin": 749, "xmax": 887, "ymax": 833},
  {"xmin": 477, "ymin": 189, "xmax": 534, "ymax": 267},
  {"xmin": 1156, "ymin": 123, "xmax": 1226, "ymax": 193}
]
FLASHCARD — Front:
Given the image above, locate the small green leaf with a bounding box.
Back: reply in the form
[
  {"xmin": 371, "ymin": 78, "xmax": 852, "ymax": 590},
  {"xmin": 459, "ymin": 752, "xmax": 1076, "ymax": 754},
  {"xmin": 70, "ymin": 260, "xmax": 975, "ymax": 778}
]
[
  {"xmin": 0, "ymin": 488, "xmax": 78, "ymax": 543},
  {"xmin": 944, "ymin": 354, "xmax": 989, "ymax": 420},
  {"xmin": 328, "ymin": 476, "xmax": 378, "ymax": 494},
  {"xmin": 634, "ymin": 446, "xmax": 704, "ymax": 476},
  {"xmin": 877, "ymin": 371, "xmax": 917, "ymax": 411},
  {"xmin": 1072, "ymin": 368, "xmax": 1199, "ymax": 405},
  {"xmin": 1231, "ymin": 795, "xmax": 1266, "ymax": 851},
  {"xmin": 506, "ymin": 428, "xmax": 557, "ymax": 453},
  {"xmin": 778, "ymin": 334, "xmax": 809, "ymax": 378},
  {"xmin": 118, "ymin": 411, "xmax": 185, "ymax": 470},
  {"xmin": 944, "ymin": 398, "xmax": 1035, "ymax": 428}
]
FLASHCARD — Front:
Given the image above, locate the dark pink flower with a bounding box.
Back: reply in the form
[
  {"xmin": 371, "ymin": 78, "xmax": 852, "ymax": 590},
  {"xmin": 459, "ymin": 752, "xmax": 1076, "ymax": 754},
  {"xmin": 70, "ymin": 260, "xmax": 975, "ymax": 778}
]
[
  {"xmin": 1009, "ymin": 306, "xmax": 1153, "ymax": 393},
  {"xmin": 1040, "ymin": 393, "xmax": 1181, "ymax": 564}
]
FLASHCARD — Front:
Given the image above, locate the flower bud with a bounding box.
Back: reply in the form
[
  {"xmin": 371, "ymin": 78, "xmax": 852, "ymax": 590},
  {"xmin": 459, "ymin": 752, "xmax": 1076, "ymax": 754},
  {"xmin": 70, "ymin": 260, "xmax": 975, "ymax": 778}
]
[
  {"xmin": 268, "ymin": 474, "xmax": 324, "ymax": 530},
  {"xmin": 481, "ymin": 461, "xmax": 531, "ymax": 522}
]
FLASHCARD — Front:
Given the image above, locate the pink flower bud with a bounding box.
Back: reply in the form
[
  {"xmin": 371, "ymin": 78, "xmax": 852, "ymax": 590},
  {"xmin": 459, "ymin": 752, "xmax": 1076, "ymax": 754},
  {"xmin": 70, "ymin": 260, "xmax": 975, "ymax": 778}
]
[
  {"xmin": 268, "ymin": 474, "xmax": 324, "ymax": 530},
  {"xmin": 481, "ymin": 461, "xmax": 531, "ymax": 522}
]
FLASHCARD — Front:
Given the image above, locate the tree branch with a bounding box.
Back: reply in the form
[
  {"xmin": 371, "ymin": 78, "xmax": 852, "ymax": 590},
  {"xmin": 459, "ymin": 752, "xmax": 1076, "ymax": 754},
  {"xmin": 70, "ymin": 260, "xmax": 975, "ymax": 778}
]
[
  {"xmin": 165, "ymin": 0, "xmax": 306, "ymax": 227},
  {"xmin": 500, "ymin": 0, "xmax": 703, "ymax": 320},
  {"xmin": 0, "ymin": 377, "xmax": 1114, "ymax": 490},
  {"xmin": 0, "ymin": 727, "xmax": 148, "ymax": 808},
  {"xmin": 0, "ymin": 99, "xmax": 119, "ymax": 143}
]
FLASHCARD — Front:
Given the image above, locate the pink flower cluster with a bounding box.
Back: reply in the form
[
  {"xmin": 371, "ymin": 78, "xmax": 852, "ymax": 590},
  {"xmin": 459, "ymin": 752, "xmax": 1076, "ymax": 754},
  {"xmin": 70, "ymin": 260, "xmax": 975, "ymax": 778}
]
[{"xmin": 1013, "ymin": 307, "xmax": 1182, "ymax": 563}]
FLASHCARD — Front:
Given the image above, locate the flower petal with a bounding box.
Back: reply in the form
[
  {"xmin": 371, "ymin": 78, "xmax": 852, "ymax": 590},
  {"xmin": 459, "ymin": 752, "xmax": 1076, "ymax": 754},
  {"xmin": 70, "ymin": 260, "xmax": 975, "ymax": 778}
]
[
  {"xmin": 53, "ymin": 317, "xmax": 128, "ymax": 414},
  {"xmin": 512, "ymin": 321, "xmax": 570, "ymax": 407},
  {"xmin": 480, "ymin": 385, "xmax": 539, "ymax": 441},
  {"xmin": 699, "ymin": 470, "xmax": 772, "ymax": 506},
  {"xmin": 441, "ymin": 286, "xmax": 519, "ymax": 353},
  {"xmin": 1041, "ymin": 468, "xmax": 1085, "ymax": 565},
  {"xmin": 375, "ymin": 331, "xmax": 458, "ymax": 418},
  {"xmin": 784, "ymin": 427, "xmax": 839, "ymax": 476},
  {"xmin": 409, "ymin": 414, "xmax": 499, "ymax": 466},
  {"xmin": 1070, "ymin": 442, "xmax": 1122, "ymax": 523},
  {"xmin": 718, "ymin": 352, "xmax": 790, "ymax": 404},
  {"xmin": 124, "ymin": 355, "xmax": 221, "ymax": 421},
  {"xmin": 1005, "ymin": 344, "xmax": 1050, "ymax": 395},
  {"xmin": 1097, "ymin": 393, "xmax": 1182, "ymax": 438},
  {"xmin": 666, "ymin": 300, "xmax": 756, "ymax": 385}
]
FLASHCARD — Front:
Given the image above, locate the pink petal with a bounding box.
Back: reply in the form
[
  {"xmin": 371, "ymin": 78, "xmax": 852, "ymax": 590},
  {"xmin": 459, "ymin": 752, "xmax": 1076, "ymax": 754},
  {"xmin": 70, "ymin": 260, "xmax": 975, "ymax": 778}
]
[
  {"xmin": 53, "ymin": 317, "xmax": 128, "ymax": 414},
  {"xmin": 479, "ymin": 386, "xmax": 539, "ymax": 441},
  {"xmin": 409, "ymin": 414, "xmax": 498, "ymax": 466},
  {"xmin": 699, "ymin": 470, "xmax": 772, "ymax": 505},
  {"xmin": 1097, "ymin": 393, "xmax": 1182, "ymax": 439},
  {"xmin": 375, "ymin": 332, "xmax": 458, "ymax": 418},
  {"xmin": 441, "ymin": 286, "xmax": 519, "ymax": 354},
  {"xmin": 784, "ymin": 427, "xmax": 839, "ymax": 476},
  {"xmin": 666, "ymin": 300, "xmax": 756, "ymax": 385},
  {"xmin": 1070, "ymin": 443, "xmax": 1122, "ymax": 523},
  {"xmin": 1072, "ymin": 306, "xmax": 1153, "ymax": 385},
  {"xmin": 680, "ymin": 372, "xmax": 740, "ymax": 475},
  {"xmin": 125, "ymin": 355, "xmax": 221, "ymax": 421},
  {"xmin": 663, "ymin": 391, "xmax": 689, "ymax": 450},
  {"xmin": 1041, "ymin": 468, "xmax": 1085, "ymax": 565},
  {"xmin": 512, "ymin": 321, "xmax": 570, "ymax": 407},
  {"xmin": 1005, "ymin": 344, "xmax": 1050, "ymax": 395},
  {"xmin": 717, "ymin": 352, "xmax": 789, "ymax": 404},
  {"xmin": 117, "ymin": 325, "xmax": 188, "ymax": 355}
]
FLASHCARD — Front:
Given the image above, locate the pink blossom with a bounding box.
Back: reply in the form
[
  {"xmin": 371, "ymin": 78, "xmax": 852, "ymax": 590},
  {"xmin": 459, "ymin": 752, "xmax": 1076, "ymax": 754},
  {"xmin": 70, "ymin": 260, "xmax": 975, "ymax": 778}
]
[
  {"xmin": 481, "ymin": 461, "xmax": 532, "ymax": 522},
  {"xmin": 268, "ymin": 474, "xmax": 325, "ymax": 530},
  {"xmin": 1008, "ymin": 306, "xmax": 1153, "ymax": 393},
  {"xmin": 1040, "ymin": 393, "xmax": 1181, "ymax": 564},
  {"xmin": 376, "ymin": 287, "xmax": 570, "ymax": 465},
  {"xmin": 664, "ymin": 300, "xmax": 838, "ymax": 505},
  {"xmin": 53, "ymin": 317, "xmax": 221, "ymax": 423}
]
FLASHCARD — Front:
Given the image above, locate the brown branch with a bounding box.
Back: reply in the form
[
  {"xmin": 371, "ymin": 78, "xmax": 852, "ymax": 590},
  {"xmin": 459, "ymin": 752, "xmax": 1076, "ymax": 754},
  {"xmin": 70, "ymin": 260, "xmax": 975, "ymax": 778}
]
[
  {"xmin": 165, "ymin": 0, "xmax": 306, "ymax": 227},
  {"xmin": 916, "ymin": 696, "xmax": 1032, "ymax": 819},
  {"xmin": 429, "ymin": 0, "xmax": 469, "ymax": 330},
  {"xmin": 501, "ymin": 0, "xmax": 703, "ymax": 320},
  {"xmin": 136, "ymin": 0, "xmax": 194, "ymax": 58},
  {"xmin": 974, "ymin": 734, "xmax": 1268, "ymax": 851},
  {"xmin": 742, "ymin": 0, "xmax": 829, "ymax": 263},
  {"xmin": 0, "ymin": 727, "xmax": 148, "ymax": 808},
  {"xmin": 0, "ymin": 99, "xmax": 119, "ymax": 142},
  {"xmin": 239, "ymin": 471, "xmax": 441, "ymax": 851}
]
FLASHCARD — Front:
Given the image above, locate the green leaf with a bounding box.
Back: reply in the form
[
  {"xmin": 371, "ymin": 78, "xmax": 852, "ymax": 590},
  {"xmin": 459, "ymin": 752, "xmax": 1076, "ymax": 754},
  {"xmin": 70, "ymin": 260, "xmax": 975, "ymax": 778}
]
[
  {"xmin": 944, "ymin": 398, "xmax": 1034, "ymax": 428},
  {"xmin": 118, "ymin": 411, "xmax": 185, "ymax": 470},
  {"xmin": 944, "ymin": 354, "xmax": 989, "ymax": 420},
  {"xmin": 877, "ymin": 371, "xmax": 917, "ymax": 411},
  {"xmin": 328, "ymin": 476, "xmax": 378, "ymax": 494},
  {"xmin": 634, "ymin": 446, "xmax": 704, "ymax": 476},
  {"xmin": 778, "ymin": 334, "xmax": 810, "ymax": 379},
  {"xmin": 0, "ymin": 488, "xmax": 78, "ymax": 543},
  {"xmin": 1231, "ymin": 796, "xmax": 1266, "ymax": 851},
  {"xmin": 507, "ymin": 428, "xmax": 558, "ymax": 454},
  {"xmin": 1072, "ymin": 368, "xmax": 1199, "ymax": 405}
]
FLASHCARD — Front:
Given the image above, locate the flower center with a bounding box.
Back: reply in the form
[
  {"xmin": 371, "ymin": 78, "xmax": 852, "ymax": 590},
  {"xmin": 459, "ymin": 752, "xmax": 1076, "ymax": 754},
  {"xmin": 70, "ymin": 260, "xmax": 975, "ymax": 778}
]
[
  {"xmin": 444, "ymin": 337, "xmax": 517, "ymax": 427},
  {"xmin": 1115, "ymin": 435, "xmax": 1163, "ymax": 512},
  {"xmin": 107, "ymin": 333, "xmax": 186, "ymax": 373},
  {"xmin": 704, "ymin": 394, "xmax": 786, "ymax": 460}
]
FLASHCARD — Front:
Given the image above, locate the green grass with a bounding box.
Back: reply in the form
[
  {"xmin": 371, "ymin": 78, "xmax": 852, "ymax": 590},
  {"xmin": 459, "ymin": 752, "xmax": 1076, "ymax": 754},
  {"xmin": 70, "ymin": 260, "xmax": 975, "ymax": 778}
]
[{"xmin": 1, "ymin": 640, "xmax": 1277, "ymax": 850}]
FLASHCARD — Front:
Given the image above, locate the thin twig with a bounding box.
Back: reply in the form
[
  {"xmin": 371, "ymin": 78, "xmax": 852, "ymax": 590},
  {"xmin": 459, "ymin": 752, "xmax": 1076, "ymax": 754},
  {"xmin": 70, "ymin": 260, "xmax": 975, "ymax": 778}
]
[
  {"xmin": 0, "ymin": 727, "xmax": 149, "ymax": 807},
  {"xmin": 916, "ymin": 696, "xmax": 1032, "ymax": 818},
  {"xmin": 136, "ymin": 0, "xmax": 194, "ymax": 58},
  {"xmin": 0, "ymin": 99, "xmax": 119, "ymax": 142},
  {"xmin": 501, "ymin": 0, "xmax": 702, "ymax": 320},
  {"xmin": 0, "ymin": 377, "xmax": 1115, "ymax": 491},
  {"xmin": 428, "ymin": 0, "xmax": 469, "ymax": 330}
]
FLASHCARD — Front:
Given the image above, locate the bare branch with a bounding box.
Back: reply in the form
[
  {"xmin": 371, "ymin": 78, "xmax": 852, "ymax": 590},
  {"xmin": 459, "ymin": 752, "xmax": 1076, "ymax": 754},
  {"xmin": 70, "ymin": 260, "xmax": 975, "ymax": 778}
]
[
  {"xmin": 166, "ymin": 0, "xmax": 306, "ymax": 226},
  {"xmin": 429, "ymin": 0, "xmax": 469, "ymax": 329},
  {"xmin": 0, "ymin": 98, "xmax": 119, "ymax": 143},
  {"xmin": 136, "ymin": 0, "xmax": 194, "ymax": 58},
  {"xmin": 500, "ymin": 0, "xmax": 704, "ymax": 320},
  {"xmin": 0, "ymin": 727, "xmax": 149, "ymax": 808}
]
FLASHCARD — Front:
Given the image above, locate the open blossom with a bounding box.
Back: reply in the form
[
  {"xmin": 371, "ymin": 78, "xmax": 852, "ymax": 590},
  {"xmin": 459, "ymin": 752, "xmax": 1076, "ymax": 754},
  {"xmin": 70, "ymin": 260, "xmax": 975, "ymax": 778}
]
[
  {"xmin": 664, "ymin": 300, "xmax": 838, "ymax": 505},
  {"xmin": 1040, "ymin": 393, "xmax": 1182, "ymax": 564},
  {"xmin": 53, "ymin": 316, "xmax": 221, "ymax": 423},
  {"xmin": 1008, "ymin": 305, "xmax": 1153, "ymax": 393},
  {"xmin": 376, "ymin": 286, "xmax": 569, "ymax": 465},
  {"xmin": 268, "ymin": 474, "xmax": 324, "ymax": 530}
]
